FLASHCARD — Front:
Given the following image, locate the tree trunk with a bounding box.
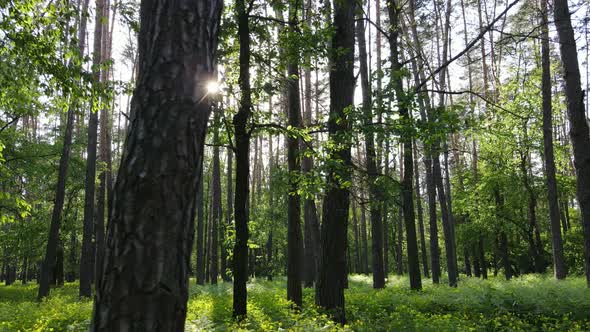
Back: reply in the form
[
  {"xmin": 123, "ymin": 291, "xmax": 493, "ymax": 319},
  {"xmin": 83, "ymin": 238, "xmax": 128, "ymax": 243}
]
[
  {"xmin": 233, "ymin": 0, "xmax": 252, "ymax": 318},
  {"xmin": 95, "ymin": 0, "xmax": 113, "ymax": 289},
  {"xmin": 38, "ymin": 82, "xmax": 77, "ymax": 299},
  {"xmin": 196, "ymin": 166, "xmax": 205, "ymax": 285},
  {"xmin": 316, "ymin": 0, "xmax": 355, "ymax": 323},
  {"xmin": 413, "ymin": 141, "xmax": 430, "ymax": 278},
  {"xmin": 286, "ymin": 2, "xmax": 304, "ymax": 308},
  {"xmin": 224, "ymin": 144, "xmax": 233, "ymax": 282},
  {"xmin": 357, "ymin": 10, "xmax": 384, "ymax": 289},
  {"xmin": 406, "ymin": 0, "xmax": 440, "ymax": 283},
  {"xmin": 360, "ymin": 196, "xmax": 369, "ymax": 274},
  {"xmin": 91, "ymin": 0, "xmax": 222, "ymax": 328},
  {"xmin": 396, "ymin": 200, "xmax": 404, "ymax": 276},
  {"xmin": 387, "ymin": 0, "xmax": 421, "ymax": 290},
  {"xmin": 79, "ymin": 0, "xmax": 104, "ymax": 298},
  {"xmin": 211, "ymin": 108, "xmax": 222, "ymax": 285},
  {"xmin": 479, "ymin": 237, "xmax": 488, "ymax": 279},
  {"xmin": 541, "ymin": 0, "xmax": 566, "ymax": 280}
]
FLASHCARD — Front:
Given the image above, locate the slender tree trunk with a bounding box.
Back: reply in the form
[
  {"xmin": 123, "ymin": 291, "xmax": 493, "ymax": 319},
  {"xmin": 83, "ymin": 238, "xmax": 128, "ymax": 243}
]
[
  {"xmin": 479, "ymin": 238, "xmax": 488, "ymax": 279},
  {"xmin": 541, "ymin": 0, "xmax": 565, "ymax": 280},
  {"xmin": 396, "ymin": 196, "xmax": 404, "ymax": 275},
  {"xmin": 79, "ymin": 0, "xmax": 104, "ymax": 298},
  {"xmin": 38, "ymin": 76, "xmax": 77, "ymax": 299},
  {"xmin": 211, "ymin": 108, "xmax": 222, "ymax": 285},
  {"xmin": 224, "ymin": 144, "xmax": 233, "ymax": 282},
  {"xmin": 91, "ymin": 0, "xmax": 222, "ymax": 328},
  {"xmin": 414, "ymin": 141, "xmax": 430, "ymax": 278},
  {"xmin": 286, "ymin": 2, "xmax": 304, "ymax": 308},
  {"xmin": 316, "ymin": 0, "xmax": 355, "ymax": 322},
  {"xmin": 387, "ymin": 0, "xmax": 421, "ymax": 290},
  {"xmin": 406, "ymin": 0, "xmax": 440, "ymax": 283},
  {"xmin": 233, "ymin": 0, "xmax": 252, "ymax": 317},
  {"xmin": 196, "ymin": 166, "xmax": 205, "ymax": 285},
  {"xmin": 302, "ymin": 37, "xmax": 321, "ymax": 287},
  {"xmin": 357, "ymin": 9, "xmax": 385, "ymax": 289},
  {"xmin": 95, "ymin": 0, "xmax": 112, "ymax": 288},
  {"xmin": 360, "ymin": 195, "xmax": 369, "ymax": 274}
]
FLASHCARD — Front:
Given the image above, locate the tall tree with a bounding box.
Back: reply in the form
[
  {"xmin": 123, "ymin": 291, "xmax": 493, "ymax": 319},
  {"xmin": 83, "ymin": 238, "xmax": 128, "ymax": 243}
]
[
  {"xmin": 387, "ymin": 0, "xmax": 422, "ymax": 290},
  {"xmin": 211, "ymin": 107, "xmax": 222, "ymax": 285},
  {"xmin": 357, "ymin": 4, "xmax": 385, "ymax": 289},
  {"xmin": 286, "ymin": 0, "xmax": 304, "ymax": 308},
  {"xmin": 95, "ymin": 0, "xmax": 113, "ymax": 287},
  {"xmin": 91, "ymin": 0, "xmax": 223, "ymax": 328},
  {"xmin": 196, "ymin": 166, "xmax": 205, "ymax": 285},
  {"xmin": 302, "ymin": 0, "xmax": 321, "ymax": 289},
  {"xmin": 554, "ymin": 0, "xmax": 590, "ymax": 286},
  {"xmin": 233, "ymin": 0, "xmax": 253, "ymax": 318},
  {"xmin": 79, "ymin": 0, "xmax": 104, "ymax": 298},
  {"xmin": 316, "ymin": 0, "xmax": 355, "ymax": 323}
]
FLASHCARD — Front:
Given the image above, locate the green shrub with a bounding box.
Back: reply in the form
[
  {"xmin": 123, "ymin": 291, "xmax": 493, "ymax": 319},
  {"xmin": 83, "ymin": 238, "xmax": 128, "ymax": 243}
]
[{"xmin": 1, "ymin": 275, "xmax": 589, "ymax": 331}]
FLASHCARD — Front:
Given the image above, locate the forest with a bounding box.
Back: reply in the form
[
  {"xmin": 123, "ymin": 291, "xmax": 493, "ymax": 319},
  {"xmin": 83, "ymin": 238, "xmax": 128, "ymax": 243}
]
[{"xmin": 1, "ymin": 0, "xmax": 590, "ymax": 329}]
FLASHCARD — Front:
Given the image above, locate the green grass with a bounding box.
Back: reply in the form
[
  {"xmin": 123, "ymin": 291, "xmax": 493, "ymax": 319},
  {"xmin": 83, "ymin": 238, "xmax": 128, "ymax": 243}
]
[{"xmin": 1, "ymin": 275, "xmax": 589, "ymax": 331}]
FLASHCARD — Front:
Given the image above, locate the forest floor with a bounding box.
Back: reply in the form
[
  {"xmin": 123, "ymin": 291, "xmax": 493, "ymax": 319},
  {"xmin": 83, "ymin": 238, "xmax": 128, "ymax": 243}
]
[{"xmin": 0, "ymin": 274, "xmax": 589, "ymax": 331}]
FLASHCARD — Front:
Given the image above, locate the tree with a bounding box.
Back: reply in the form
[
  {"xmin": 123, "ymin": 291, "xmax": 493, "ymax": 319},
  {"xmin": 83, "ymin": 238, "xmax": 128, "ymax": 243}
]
[
  {"xmin": 91, "ymin": 0, "xmax": 223, "ymax": 329},
  {"xmin": 233, "ymin": 0, "xmax": 252, "ymax": 318},
  {"xmin": 37, "ymin": 0, "xmax": 90, "ymax": 300},
  {"xmin": 553, "ymin": 0, "xmax": 590, "ymax": 286},
  {"xmin": 357, "ymin": 3, "xmax": 385, "ymax": 289},
  {"xmin": 286, "ymin": 0, "xmax": 304, "ymax": 308},
  {"xmin": 316, "ymin": 0, "xmax": 355, "ymax": 323},
  {"xmin": 387, "ymin": 0, "xmax": 422, "ymax": 291},
  {"xmin": 79, "ymin": 0, "xmax": 105, "ymax": 298}
]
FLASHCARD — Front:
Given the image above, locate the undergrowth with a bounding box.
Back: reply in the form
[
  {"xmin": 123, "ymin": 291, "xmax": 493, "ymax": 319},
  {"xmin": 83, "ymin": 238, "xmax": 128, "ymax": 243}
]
[{"xmin": 1, "ymin": 274, "xmax": 589, "ymax": 331}]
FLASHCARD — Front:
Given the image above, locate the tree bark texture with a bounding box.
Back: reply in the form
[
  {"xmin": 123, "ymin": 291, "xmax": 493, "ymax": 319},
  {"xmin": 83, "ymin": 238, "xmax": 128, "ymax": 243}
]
[
  {"xmin": 316, "ymin": 0, "xmax": 355, "ymax": 323},
  {"xmin": 91, "ymin": 0, "xmax": 222, "ymax": 329}
]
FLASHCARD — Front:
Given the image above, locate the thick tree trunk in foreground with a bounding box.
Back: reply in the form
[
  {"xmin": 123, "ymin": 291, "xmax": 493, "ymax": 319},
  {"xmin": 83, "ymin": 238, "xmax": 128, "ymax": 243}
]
[
  {"xmin": 92, "ymin": 0, "xmax": 222, "ymax": 329},
  {"xmin": 316, "ymin": 0, "xmax": 355, "ymax": 323}
]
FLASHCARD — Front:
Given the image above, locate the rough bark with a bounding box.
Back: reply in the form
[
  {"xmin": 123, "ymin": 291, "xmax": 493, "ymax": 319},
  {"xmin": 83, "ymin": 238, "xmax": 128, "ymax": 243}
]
[
  {"xmin": 91, "ymin": 0, "xmax": 222, "ymax": 329},
  {"xmin": 316, "ymin": 0, "xmax": 355, "ymax": 322}
]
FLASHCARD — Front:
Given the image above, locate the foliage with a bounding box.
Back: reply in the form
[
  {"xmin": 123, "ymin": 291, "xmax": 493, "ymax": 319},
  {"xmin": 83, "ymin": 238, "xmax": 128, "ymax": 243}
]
[{"xmin": 1, "ymin": 275, "xmax": 590, "ymax": 331}]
